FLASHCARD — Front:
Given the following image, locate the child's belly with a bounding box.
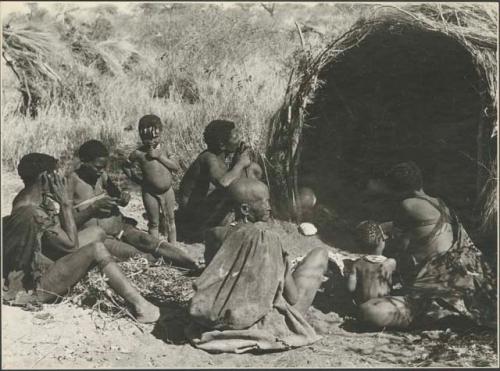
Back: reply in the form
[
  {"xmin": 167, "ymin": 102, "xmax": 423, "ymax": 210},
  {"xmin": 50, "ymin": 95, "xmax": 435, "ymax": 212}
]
[{"xmin": 141, "ymin": 162, "xmax": 172, "ymax": 194}]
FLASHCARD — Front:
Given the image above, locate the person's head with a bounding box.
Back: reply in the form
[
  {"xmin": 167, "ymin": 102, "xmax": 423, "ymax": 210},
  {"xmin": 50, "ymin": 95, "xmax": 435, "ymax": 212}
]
[
  {"xmin": 228, "ymin": 178, "xmax": 271, "ymax": 222},
  {"xmin": 203, "ymin": 119, "xmax": 240, "ymax": 153},
  {"xmin": 138, "ymin": 114, "xmax": 162, "ymax": 148},
  {"xmin": 17, "ymin": 153, "xmax": 59, "ymax": 188},
  {"xmin": 355, "ymin": 220, "xmax": 387, "ymax": 255},
  {"xmin": 295, "ymin": 187, "xmax": 317, "ymax": 217},
  {"xmin": 78, "ymin": 140, "xmax": 109, "ymax": 179},
  {"xmin": 383, "ymin": 161, "xmax": 423, "ymax": 194}
]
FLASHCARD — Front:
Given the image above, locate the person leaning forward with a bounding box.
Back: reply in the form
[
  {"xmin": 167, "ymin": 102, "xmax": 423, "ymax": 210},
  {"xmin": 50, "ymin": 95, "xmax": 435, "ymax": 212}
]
[
  {"xmin": 177, "ymin": 119, "xmax": 262, "ymax": 242},
  {"xmin": 66, "ymin": 139, "xmax": 203, "ymax": 271}
]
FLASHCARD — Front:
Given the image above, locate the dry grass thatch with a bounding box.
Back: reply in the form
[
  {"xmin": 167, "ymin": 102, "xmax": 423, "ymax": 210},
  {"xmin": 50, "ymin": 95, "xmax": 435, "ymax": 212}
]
[{"xmin": 265, "ymin": 3, "xmax": 498, "ymax": 228}]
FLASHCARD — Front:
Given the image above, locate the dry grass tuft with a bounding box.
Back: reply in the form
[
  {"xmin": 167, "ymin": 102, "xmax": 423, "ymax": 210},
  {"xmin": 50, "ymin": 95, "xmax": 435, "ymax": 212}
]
[{"xmin": 66, "ymin": 256, "xmax": 196, "ymax": 320}]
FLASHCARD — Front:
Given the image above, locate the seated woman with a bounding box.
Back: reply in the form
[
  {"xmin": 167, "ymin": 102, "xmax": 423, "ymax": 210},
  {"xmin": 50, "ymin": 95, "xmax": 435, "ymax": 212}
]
[
  {"xmin": 359, "ymin": 162, "xmax": 496, "ymax": 329},
  {"xmin": 186, "ymin": 179, "xmax": 329, "ymax": 353},
  {"xmin": 2, "ymin": 153, "xmax": 159, "ymax": 323}
]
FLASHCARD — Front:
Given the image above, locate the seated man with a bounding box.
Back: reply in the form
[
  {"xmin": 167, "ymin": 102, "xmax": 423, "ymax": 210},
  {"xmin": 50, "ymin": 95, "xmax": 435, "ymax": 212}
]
[
  {"xmin": 67, "ymin": 140, "xmax": 202, "ymax": 270},
  {"xmin": 3, "ymin": 153, "xmax": 159, "ymax": 323},
  {"xmin": 177, "ymin": 119, "xmax": 262, "ymax": 242},
  {"xmin": 186, "ymin": 179, "xmax": 329, "ymax": 353}
]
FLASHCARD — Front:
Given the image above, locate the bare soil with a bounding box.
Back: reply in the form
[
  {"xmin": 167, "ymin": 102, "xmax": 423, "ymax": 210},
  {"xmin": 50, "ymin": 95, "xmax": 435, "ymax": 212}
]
[{"xmin": 1, "ymin": 170, "xmax": 497, "ymax": 368}]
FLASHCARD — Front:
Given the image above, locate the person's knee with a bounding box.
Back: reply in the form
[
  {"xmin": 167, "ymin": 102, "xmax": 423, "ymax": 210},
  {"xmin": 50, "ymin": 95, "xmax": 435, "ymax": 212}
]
[
  {"xmin": 303, "ymin": 247, "xmax": 329, "ymax": 270},
  {"xmin": 89, "ymin": 226, "xmax": 107, "ymax": 242},
  {"xmin": 90, "ymin": 242, "xmax": 112, "ymax": 263}
]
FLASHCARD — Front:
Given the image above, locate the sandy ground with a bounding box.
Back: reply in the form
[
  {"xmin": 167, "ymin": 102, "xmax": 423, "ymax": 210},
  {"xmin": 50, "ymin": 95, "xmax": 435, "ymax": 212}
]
[{"xmin": 1, "ymin": 169, "xmax": 498, "ymax": 368}]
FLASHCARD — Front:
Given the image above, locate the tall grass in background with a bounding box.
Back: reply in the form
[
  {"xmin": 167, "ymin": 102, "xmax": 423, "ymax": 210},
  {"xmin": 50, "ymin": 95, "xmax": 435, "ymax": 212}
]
[
  {"xmin": 2, "ymin": 55, "xmax": 287, "ymax": 173},
  {"xmin": 2, "ymin": 3, "xmax": 365, "ymax": 180}
]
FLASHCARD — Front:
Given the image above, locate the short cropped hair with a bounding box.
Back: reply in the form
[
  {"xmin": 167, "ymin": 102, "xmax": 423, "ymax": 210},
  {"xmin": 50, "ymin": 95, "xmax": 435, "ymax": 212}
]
[
  {"xmin": 138, "ymin": 114, "xmax": 162, "ymax": 138},
  {"xmin": 384, "ymin": 161, "xmax": 423, "ymax": 192},
  {"xmin": 18, "ymin": 153, "xmax": 58, "ymax": 185},
  {"xmin": 203, "ymin": 120, "xmax": 235, "ymax": 151},
  {"xmin": 78, "ymin": 140, "xmax": 109, "ymax": 162},
  {"xmin": 355, "ymin": 220, "xmax": 384, "ymax": 253}
]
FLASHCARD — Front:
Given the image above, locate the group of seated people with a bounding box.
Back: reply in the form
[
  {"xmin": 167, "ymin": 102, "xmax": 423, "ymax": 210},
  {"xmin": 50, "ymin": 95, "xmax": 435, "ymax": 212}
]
[{"xmin": 2, "ymin": 116, "xmax": 497, "ymax": 354}]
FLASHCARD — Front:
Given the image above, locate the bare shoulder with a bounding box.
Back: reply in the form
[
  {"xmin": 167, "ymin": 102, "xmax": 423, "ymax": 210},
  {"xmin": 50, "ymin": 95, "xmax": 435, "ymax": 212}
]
[
  {"xmin": 384, "ymin": 258, "xmax": 397, "ymax": 271},
  {"xmin": 129, "ymin": 149, "xmax": 143, "ymax": 161},
  {"xmin": 199, "ymin": 150, "xmax": 217, "ymax": 163}
]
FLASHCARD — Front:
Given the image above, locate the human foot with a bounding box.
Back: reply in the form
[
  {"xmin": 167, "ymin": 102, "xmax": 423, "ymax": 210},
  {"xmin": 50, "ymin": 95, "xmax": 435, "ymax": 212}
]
[{"xmin": 134, "ymin": 301, "xmax": 160, "ymax": 323}]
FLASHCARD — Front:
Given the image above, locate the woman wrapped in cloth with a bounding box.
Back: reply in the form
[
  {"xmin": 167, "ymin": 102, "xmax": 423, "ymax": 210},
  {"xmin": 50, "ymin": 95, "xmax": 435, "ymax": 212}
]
[
  {"xmin": 359, "ymin": 162, "xmax": 496, "ymax": 329},
  {"xmin": 2, "ymin": 153, "xmax": 159, "ymax": 323},
  {"xmin": 185, "ymin": 178, "xmax": 329, "ymax": 353}
]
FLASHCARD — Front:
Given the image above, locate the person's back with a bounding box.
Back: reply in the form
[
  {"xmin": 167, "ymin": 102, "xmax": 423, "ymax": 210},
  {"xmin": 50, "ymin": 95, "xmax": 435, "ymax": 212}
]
[
  {"xmin": 397, "ymin": 195, "xmax": 454, "ymax": 263},
  {"xmin": 179, "ymin": 150, "xmax": 215, "ymax": 209},
  {"xmin": 348, "ymin": 220, "xmax": 395, "ymax": 304},
  {"xmin": 350, "ymin": 255, "xmax": 396, "ymax": 304}
]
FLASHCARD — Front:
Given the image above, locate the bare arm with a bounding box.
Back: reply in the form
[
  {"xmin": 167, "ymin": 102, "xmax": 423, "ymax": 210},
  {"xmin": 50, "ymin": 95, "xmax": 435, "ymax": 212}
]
[
  {"xmin": 283, "ymin": 254, "xmax": 300, "ymax": 305},
  {"xmin": 152, "ymin": 152, "xmax": 180, "ymax": 172},
  {"xmin": 206, "ymin": 151, "xmax": 250, "ymax": 188},
  {"xmin": 47, "ymin": 173, "xmax": 79, "ymax": 250},
  {"xmin": 42, "ymin": 227, "xmax": 79, "ymax": 253}
]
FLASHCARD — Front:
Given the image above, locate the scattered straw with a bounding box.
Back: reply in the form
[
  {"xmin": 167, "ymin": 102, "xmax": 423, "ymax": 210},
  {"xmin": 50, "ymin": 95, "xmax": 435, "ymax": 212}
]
[{"xmin": 65, "ymin": 255, "xmax": 196, "ymax": 320}]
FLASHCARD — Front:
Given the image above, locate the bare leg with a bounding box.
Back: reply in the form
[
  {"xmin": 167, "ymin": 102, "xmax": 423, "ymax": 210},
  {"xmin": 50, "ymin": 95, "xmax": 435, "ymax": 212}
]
[
  {"xmin": 38, "ymin": 242, "xmax": 159, "ymax": 323},
  {"xmin": 358, "ymin": 296, "xmax": 413, "ymax": 328},
  {"xmin": 292, "ymin": 247, "xmax": 329, "ymax": 315},
  {"xmin": 42, "ymin": 225, "xmax": 107, "ymax": 261},
  {"xmin": 142, "ymin": 189, "xmax": 160, "ymax": 238},
  {"xmin": 163, "ymin": 188, "xmax": 177, "ymax": 243},
  {"xmin": 77, "ymin": 225, "xmax": 106, "ymax": 246},
  {"xmin": 104, "ymin": 238, "xmax": 156, "ymax": 262},
  {"xmin": 121, "ymin": 225, "xmax": 201, "ymax": 270}
]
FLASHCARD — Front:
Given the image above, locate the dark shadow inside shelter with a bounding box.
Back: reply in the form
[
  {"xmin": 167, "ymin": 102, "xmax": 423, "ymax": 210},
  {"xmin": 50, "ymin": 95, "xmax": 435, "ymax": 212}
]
[{"xmin": 298, "ymin": 23, "xmax": 495, "ymax": 252}]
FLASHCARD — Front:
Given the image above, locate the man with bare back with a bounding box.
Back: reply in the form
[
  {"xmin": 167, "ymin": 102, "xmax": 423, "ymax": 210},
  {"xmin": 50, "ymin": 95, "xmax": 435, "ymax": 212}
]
[{"xmin": 177, "ymin": 119, "xmax": 262, "ymax": 242}]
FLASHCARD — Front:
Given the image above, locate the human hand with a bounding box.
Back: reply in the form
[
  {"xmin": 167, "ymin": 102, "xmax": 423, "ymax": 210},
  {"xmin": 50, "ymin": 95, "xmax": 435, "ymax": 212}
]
[
  {"xmin": 236, "ymin": 148, "xmax": 252, "ymax": 168},
  {"xmin": 147, "ymin": 147, "xmax": 161, "ymax": 159},
  {"xmin": 92, "ymin": 196, "xmax": 119, "ymax": 216},
  {"xmin": 118, "ymin": 191, "xmax": 131, "ymax": 207},
  {"xmin": 44, "ymin": 172, "xmax": 71, "ymax": 206}
]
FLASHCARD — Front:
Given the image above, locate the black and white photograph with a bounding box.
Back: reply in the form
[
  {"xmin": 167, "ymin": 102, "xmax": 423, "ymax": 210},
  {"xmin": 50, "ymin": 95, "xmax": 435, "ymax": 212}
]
[{"xmin": 1, "ymin": 1, "xmax": 498, "ymax": 368}]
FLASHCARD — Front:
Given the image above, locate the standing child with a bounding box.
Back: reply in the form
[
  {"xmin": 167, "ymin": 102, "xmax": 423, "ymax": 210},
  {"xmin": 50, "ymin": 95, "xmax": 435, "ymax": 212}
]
[
  {"xmin": 123, "ymin": 114, "xmax": 179, "ymax": 242},
  {"xmin": 346, "ymin": 220, "xmax": 396, "ymax": 305}
]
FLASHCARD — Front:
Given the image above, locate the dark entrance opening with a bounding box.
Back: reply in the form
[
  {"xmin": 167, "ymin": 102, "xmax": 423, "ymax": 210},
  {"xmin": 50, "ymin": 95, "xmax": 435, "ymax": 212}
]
[{"xmin": 299, "ymin": 23, "xmax": 493, "ymax": 250}]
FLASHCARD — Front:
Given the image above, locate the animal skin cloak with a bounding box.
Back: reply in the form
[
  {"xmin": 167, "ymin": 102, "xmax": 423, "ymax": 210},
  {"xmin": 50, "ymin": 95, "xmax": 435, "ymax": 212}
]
[
  {"xmin": 186, "ymin": 222, "xmax": 320, "ymax": 353},
  {"xmin": 2, "ymin": 204, "xmax": 55, "ymax": 304}
]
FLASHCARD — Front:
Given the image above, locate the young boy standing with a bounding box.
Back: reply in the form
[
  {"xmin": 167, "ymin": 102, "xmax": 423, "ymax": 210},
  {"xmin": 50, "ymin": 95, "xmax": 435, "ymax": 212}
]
[{"xmin": 123, "ymin": 115, "xmax": 179, "ymax": 242}]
